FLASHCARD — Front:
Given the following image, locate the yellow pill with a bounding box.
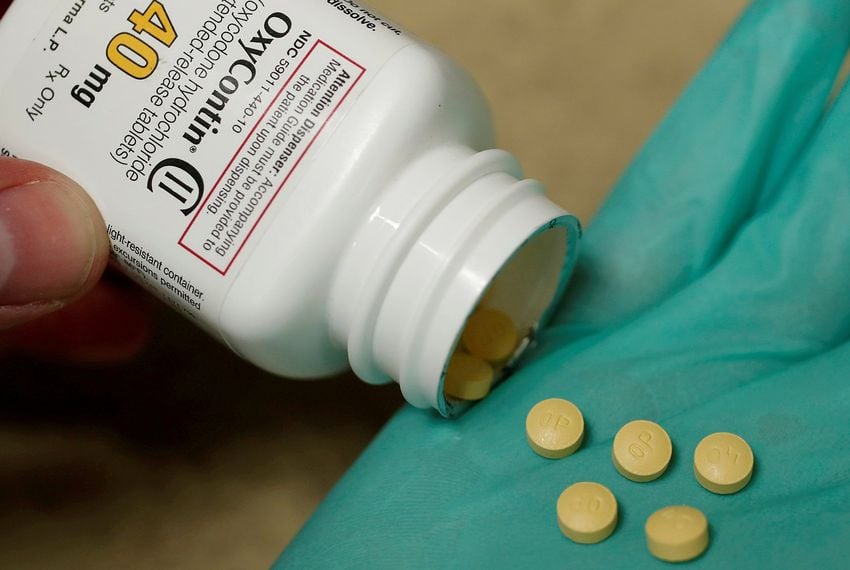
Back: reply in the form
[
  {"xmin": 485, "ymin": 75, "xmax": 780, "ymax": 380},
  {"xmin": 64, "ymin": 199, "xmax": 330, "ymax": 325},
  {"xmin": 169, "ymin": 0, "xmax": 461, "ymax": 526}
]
[
  {"xmin": 694, "ymin": 432, "xmax": 754, "ymax": 494},
  {"xmin": 612, "ymin": 420, "xmax": 673, "ymax": 482},
  {"xmin": 461, "ymin": 308, "xmax": 519, "ymax": 363},
  {"xmin": 526, "ymin": 398, "xmax": 585, "ymax": 459},
  {"xmin": 443, "ymin": 352, "xmax": 495, "ymax": 401},
  {"xmin": 645, "ymin": 505, "xmax": 709, "ymax": 563},
  {"xmin": 557, "ymin": 482, "xmax": 618, "ymax": 544}
]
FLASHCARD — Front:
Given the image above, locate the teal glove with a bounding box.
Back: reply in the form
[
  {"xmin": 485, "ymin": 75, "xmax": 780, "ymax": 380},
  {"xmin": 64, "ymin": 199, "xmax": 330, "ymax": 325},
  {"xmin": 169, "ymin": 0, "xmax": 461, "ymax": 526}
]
[{"xmin": 278, "ymin": 1, "xmax": 850, "ymax": 567}]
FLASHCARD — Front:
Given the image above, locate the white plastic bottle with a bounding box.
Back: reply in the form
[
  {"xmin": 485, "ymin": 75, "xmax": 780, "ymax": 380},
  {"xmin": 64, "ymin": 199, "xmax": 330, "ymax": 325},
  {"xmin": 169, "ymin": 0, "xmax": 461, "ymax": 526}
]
[{"xmin": 0, "ymin": 0, "xmax": 579, "ymax": 415}]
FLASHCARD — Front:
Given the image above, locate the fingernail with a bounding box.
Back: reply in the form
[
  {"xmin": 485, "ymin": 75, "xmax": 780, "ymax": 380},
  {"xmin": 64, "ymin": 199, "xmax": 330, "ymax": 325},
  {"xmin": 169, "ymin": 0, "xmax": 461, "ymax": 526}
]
[{"xmin": 0, "ymin": 180, "xmax": 101, "ymax": 307}]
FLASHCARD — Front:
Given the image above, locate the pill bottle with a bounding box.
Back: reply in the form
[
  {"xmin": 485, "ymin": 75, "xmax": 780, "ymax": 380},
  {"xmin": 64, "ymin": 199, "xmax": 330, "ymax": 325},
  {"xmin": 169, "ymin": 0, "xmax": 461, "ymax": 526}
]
[{"xmin": 0, "ymin": 0, "xmax": 579, "ymax": 416}]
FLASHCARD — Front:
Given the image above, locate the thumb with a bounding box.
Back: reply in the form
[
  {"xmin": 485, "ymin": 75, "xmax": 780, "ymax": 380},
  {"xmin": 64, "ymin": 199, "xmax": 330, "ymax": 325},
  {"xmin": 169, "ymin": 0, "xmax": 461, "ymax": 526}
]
[{"xmin": 0, "ymin": 158, "xmax": 109, "ymax": 330}]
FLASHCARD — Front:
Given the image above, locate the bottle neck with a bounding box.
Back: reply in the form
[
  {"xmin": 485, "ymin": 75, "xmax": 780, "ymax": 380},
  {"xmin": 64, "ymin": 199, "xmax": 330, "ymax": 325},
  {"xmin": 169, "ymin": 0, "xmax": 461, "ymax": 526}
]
[{"xmin": 329, "ymin": 145, "xmax": 578, "ymax": 416}]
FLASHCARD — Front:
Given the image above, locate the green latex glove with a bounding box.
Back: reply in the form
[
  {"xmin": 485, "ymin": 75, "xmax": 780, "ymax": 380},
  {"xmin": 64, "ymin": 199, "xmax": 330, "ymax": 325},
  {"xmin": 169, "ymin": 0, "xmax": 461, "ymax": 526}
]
[{"xmin": 278, "ymin": 1, "xmax": 850, "ymax": 567}]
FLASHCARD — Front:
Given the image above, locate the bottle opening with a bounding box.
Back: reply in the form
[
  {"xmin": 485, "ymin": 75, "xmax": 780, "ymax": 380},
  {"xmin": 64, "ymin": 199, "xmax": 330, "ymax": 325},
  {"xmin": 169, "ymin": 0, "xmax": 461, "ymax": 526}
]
[{"xmin": 440, "ymin": 220, "xmax": 575, "ymax": 416}]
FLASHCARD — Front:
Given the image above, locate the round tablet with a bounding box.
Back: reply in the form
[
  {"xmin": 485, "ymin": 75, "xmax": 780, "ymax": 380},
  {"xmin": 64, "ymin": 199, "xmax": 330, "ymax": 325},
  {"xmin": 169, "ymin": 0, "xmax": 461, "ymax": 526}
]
[
  {"xmin": 461, "ymin": 308, "xmax": 519, "ymax": 363},
  {"xmin": 443, "ymin": 352, "xmax": 495, "ymax": 401},
  {"xmin": 645, "ymin": 505, "xmax": 709, "ymax": 562},
  {"xmin": 612, "ymin": 420, "xmax": 673, "ymax": 482},
  {"xmin": 526, "ymin": 398, "xmax": 585, "ymax": 459},
  {"xmin": 694, "ymin": 432, "xmax": 754, "ymax": 494},
  {"xmin": 557, "ymin": 482, "xmax": 618, "ymax": 544}
]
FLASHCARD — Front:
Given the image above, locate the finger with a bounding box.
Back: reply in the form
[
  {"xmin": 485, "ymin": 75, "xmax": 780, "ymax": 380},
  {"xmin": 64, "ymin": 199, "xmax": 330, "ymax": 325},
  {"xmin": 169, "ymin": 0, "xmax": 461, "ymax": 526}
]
[
  {"xmin": 554, "ymin": 0, "xmax": 850, "ymax": 337},
  {"xmin": 1, "ymin": 275, "xmax": 151, "ymax": 364},
  {"xmin": 0, "ymin": 158, "xmax": 109, "ymax": 330}
]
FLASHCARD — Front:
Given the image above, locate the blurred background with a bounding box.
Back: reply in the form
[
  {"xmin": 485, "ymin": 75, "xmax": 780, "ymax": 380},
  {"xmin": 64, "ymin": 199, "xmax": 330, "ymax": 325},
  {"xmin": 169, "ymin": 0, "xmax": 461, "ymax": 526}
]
[{"xmin": 0, "ymin": 1, "xmax": 746, "ymax": 568}]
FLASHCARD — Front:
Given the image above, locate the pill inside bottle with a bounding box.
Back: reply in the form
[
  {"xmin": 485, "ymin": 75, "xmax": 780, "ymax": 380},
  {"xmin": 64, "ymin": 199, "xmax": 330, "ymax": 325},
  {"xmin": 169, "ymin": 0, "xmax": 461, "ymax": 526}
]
[
  {"xmin": 443, "ymin": 352, "xmax": 494, "ymax": 401},
  {"xmin": 443, "ymin": 307, "xmax": 519, "ymax": 404},
  {"xmin": 462, "ymin": 308, "xmax": 519, "ymax": 363}
]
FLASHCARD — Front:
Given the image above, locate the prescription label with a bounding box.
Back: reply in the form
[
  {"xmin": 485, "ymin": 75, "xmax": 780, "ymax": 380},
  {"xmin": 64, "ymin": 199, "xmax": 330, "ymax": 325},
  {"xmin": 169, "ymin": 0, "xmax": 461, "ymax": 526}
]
[
  {"xmin": 0, "ymin": 0, "xmax": 410, "ymax": 334},
  {"xmin": 179, "ymin": 41, "xmax": 365, "ymax": 274}
]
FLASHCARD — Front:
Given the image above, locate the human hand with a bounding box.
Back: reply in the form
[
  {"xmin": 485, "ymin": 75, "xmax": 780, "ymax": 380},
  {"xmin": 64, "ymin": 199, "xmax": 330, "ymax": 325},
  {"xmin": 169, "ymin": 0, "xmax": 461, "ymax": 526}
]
[
  {"xmin": 0, "ymin": 3, "xmax": 148, "ymax": 362},
  {"xmin": 279, "ymin": 0, "xmax": 850, "ymax": 567},
  {"xmin": 0, "ymin": 158, "xmax": 148, "ymax": 362}
]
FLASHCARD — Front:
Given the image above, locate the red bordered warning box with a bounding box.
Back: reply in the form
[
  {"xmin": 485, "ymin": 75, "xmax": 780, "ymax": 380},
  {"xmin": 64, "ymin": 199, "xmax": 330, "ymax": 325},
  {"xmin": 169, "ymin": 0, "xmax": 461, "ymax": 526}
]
[{"xmin": 180, "ymin": 41, "xmax": 366, "ymax": 275}]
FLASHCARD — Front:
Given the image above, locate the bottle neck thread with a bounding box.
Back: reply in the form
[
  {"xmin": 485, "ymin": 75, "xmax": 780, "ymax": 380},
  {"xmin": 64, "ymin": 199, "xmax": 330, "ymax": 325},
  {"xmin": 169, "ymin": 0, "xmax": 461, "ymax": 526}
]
[{"xmin": 329, "ymin": 146, "xmax": 578, "ymax": 415}]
